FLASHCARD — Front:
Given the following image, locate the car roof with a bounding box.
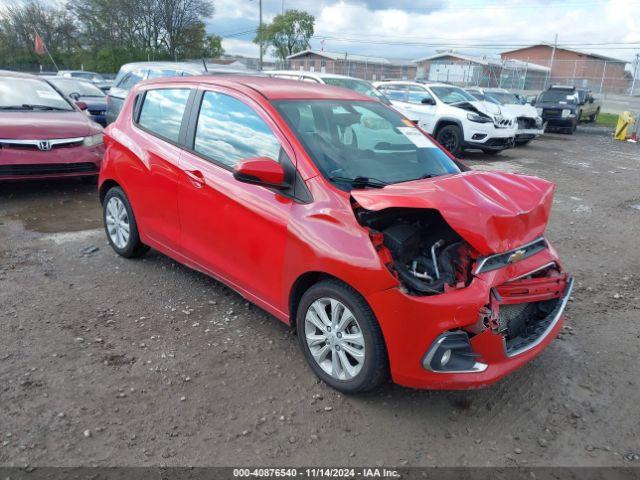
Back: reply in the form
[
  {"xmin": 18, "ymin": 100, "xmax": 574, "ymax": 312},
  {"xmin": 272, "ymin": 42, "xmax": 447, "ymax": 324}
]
[
  {"xmin": 59, "ymin": 70, "xmax": 98, "ymax": 74},
  {"xmin": 268, "ymin": 70, "xmax": 369, "ymax": 82},
  {"xmin": 140, "ymin": 75, "xmax": 373, "ymax": 101},
  {"xmin": 118, "ymin": 61, "xmax": 248, "ymax": 74},
  {"xmin": 377, "ymin": 80, "xmax": 451, "ymax": 88},
  {"xmin": 0, "ymin": 70, "xmax": 41, "ymax": 80}
]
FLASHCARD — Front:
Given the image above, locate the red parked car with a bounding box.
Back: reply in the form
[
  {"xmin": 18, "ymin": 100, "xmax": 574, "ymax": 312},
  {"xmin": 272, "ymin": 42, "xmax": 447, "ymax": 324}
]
[
  {"xmin": 99, "ymin": 76, "xmax": 573, "ymax": 393},
  {"xmin": 0, "ymin": 70, "xmax": 103, "ymax": 181}
]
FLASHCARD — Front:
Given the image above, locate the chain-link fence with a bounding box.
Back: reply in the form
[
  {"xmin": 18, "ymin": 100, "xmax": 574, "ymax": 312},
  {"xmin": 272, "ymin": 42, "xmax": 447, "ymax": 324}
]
[{"xmin": 418, "ymin": 58, "xmax": 635, "ymax": 95}]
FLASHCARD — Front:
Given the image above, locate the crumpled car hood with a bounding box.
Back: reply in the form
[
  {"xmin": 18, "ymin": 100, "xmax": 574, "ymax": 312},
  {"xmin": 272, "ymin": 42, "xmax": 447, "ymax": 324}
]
[
  {"xmin": 500, "ymin": 104, "xmax": 539, "ymax": 118},
  {"xmin": 351, "ymin": 171, "xmax": 555, "ymax": 256}
]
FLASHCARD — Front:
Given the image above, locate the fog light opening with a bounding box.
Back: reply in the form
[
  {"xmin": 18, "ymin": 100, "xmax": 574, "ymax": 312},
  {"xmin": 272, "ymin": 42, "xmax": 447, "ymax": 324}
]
[{"xmin": 423, "ymin": 331, "xmax": 488, "ymax": 373}]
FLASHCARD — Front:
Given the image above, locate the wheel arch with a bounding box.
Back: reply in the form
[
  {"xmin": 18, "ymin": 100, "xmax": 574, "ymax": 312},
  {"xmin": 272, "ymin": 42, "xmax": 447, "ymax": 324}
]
[
  {"xmin": 288, "ymin": 271, "xmax": 369, "ymax": 330},
  {"xmin": 99, "ymin": 179, "xmax": 122, "ymax": 205},
  {"xmin": 433, "ymin": 117, "xmax": 464, "ymax": 137}
]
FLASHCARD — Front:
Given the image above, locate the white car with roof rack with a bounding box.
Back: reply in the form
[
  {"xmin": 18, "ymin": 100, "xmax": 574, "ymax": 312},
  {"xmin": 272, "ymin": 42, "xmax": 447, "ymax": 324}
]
[
  {"xmin": 465, "ymin": 87, "xmax": 544, "ymax": 146},
  {"xmin": 373, "ymin": 81, "xmax": 516, "ymax": 156},
  {"xmin": 266, "ymin": 70, "xmax": 392, "ymax": 105}
]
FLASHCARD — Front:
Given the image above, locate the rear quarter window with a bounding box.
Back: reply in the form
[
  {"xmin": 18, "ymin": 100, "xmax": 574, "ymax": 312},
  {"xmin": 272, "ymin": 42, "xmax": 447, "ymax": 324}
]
[{"xmin": 137, "ymin": 88, "xmax": 191, "ymax": 143}]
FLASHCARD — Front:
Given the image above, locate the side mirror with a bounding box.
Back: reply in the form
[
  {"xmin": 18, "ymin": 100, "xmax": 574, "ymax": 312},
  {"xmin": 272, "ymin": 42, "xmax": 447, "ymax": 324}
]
[
  {"xmin": 421, "ymin": 97, "xmax": 435, "ymax": 105},
  {"xmin": 69, "ymin": 92, "xmax": 81, "ymax": 101},
  {"xmin": 233, "ymin": 157, "xmax": 288, "ymax": 189},
  {"xmin": 75, "ymin": 101, "xmax": 88, "ymax": 111}
]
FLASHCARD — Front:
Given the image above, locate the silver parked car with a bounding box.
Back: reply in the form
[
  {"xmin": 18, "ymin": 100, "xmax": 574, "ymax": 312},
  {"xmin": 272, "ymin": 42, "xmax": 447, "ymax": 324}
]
[{"xmin": 105, "ymin": 61, "xmax": 252, "ymax": 125}]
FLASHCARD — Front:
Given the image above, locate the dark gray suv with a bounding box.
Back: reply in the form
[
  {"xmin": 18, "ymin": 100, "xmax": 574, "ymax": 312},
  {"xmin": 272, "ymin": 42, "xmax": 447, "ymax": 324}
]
[{"xmin": 106, "ymin": 61, "xmax": 252, "ymax": 125}]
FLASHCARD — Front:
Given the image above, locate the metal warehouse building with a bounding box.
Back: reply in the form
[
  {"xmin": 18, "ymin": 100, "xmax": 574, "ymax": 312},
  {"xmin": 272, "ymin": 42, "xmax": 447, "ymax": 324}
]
[{"xmin": 414, "ymin": 52, "xmax": 550, "ymax": 90}]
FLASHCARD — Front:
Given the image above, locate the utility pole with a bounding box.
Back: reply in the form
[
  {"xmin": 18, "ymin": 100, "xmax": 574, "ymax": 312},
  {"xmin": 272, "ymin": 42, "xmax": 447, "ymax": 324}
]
[
  {"xmin": 546, "ymin": 33, "xmax": 558, "ymax": 89},
  {"xmin": 631, "ymin": 53, "xmax": 639, "ymax": 96},
  {"xmin": 258, "ymin": 0, "xmax": 263, "ymax": 71}
]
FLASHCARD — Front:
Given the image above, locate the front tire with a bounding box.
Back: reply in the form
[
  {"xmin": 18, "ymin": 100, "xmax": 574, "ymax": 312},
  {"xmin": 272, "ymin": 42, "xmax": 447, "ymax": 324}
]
[
  {"xmin": 435, "ymin": 125, "xmax": 463, "ymax": 157},
  {"xmin": 296, "ymin": 280, "xmax": 389, "ymax": 394},
  {"xmin": 103, "ymin": 186, "xmax": 148, "ymax": 258}
]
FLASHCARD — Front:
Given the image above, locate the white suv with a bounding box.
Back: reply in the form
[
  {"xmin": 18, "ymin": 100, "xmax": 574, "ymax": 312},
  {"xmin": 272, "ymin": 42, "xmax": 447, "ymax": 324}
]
[
  {"xmin": 267, "ymin": 70, "xmax": 391, "ymax": 105},
  {"xmin": 466, "ymin": 88, "xmax": 544, "ymax": 146},
  {"xmin": 374, "ymin": 81, "xmax": 516, "ymax": 156}
]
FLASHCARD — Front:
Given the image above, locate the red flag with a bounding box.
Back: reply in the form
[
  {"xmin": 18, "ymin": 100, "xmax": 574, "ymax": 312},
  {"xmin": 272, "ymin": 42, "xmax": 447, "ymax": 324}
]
[{"xmin": 34, "ymin": 34, "xmax": 45, "ymax": 55}]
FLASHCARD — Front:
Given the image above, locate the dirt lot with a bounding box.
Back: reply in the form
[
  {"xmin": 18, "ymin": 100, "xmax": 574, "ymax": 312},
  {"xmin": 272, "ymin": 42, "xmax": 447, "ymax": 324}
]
[{"xmin": 1, "ymin": 129, "xmax": 639, "ymax": 468}]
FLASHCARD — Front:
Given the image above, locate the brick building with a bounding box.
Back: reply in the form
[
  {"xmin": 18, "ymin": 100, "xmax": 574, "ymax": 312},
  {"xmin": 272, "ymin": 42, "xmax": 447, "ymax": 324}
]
[
  {"xmin": 285, "ymin": 49, "xmax": 417, "ymax": 81},
  {"xmin": 501, "ymin": 44, "xmax": 630, "ymax": 93}
]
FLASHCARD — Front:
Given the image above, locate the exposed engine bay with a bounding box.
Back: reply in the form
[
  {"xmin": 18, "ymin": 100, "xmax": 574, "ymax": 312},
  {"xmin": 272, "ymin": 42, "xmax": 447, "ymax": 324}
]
[{"xmin": 354, "ymin": 206, "xmax": 476, "ymax": 295}]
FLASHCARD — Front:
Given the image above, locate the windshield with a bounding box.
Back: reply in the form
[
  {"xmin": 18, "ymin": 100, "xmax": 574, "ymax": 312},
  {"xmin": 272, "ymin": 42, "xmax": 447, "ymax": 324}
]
[
  {"xmin": 486, "ymin": 91, "xmax": 519, "ymax": 105},
  {"xmin": 0, "ymin": 77, "xmax": 73, "ymax": 111},
  {"xmin": 322, "ymin": 78, "xmax": 391, "ymax": 105},
  {"xmin": 48, "ymin": 78, "xmax": 105, "ymax": 97},
  {"xmin": 274, "ymin": 100, "xmax": 460, "ymax": 189},
  {"xmin": 538, "ymin": 90, "xmax": 578, "ymax": 104},
  {"xmin": 430, "ymin": 86, "xmax": 477, "ymax": 105}
]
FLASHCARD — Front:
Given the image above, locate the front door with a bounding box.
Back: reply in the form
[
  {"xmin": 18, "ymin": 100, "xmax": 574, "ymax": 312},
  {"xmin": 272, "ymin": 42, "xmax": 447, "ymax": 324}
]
[{"xmin": 177, "ymin": 88, "xmax": 294, "ymax": 311}]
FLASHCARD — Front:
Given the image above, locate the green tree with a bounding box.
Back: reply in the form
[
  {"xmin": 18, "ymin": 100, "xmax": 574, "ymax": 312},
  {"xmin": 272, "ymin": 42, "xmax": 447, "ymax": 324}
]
[
  {"xmin": 204, "ymin": 34, "xmax": 224, "ymax": 58},
  {"xmin": 255, "ymin": 9, "xmax": 314, "ymax": 61}
]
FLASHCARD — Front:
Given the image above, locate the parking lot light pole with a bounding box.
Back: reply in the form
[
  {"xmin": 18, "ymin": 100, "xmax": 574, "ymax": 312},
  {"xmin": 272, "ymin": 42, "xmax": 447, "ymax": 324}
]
[{"xmin": 259, "ymin": 0, "xmax": 263, "ymax": 71}]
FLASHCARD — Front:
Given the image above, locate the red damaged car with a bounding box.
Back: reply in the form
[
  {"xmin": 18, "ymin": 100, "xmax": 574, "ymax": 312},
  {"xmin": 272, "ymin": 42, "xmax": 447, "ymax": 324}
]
[
  {"xmin": 0, "ymin": 70, "xmax": 103, "ymax": 181},
  {"xmin": 99, "ymin": 76, "xmax": 573, "ymax": 393}
]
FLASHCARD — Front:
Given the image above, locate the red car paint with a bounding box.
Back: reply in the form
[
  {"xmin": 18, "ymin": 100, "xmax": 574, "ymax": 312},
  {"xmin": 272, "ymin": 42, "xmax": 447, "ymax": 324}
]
[
  {"xmin": 100, "ymin": 76, "xmax": 571, "ymax": 389},
  {"xmin": 0, "ymin": 71, "xmax": 103, "ymax": 181},
  {"xmin": 351, "ymin": 170, "xmax": 555, "ymax": 256}
]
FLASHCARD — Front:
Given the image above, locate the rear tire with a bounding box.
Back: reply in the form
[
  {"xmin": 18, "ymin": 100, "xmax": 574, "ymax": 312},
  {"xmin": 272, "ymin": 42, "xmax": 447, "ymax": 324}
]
[
  {"xmin": 103, "ymin": 186, "xmax": 148, "ymax": 258},
  {"xmin": 435, "ymin": 125, "xmax": 463, "ymax": 157},
  {"xmin": 296, "ymin": 280, "xmax": 389, "ymax": 394}
]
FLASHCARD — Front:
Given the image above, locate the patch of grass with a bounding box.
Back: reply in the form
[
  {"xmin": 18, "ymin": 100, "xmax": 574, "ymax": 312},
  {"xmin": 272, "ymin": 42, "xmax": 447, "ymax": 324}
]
[{"xmin": 595, "ymin": 112, "xmax": 619, "ymax": 127}]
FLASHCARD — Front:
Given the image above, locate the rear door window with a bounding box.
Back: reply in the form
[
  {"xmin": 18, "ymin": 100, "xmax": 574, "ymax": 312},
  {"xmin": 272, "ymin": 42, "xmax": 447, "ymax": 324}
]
[
  {"xmin": 193, "ymin": 91, "xmax": 281, "ymax": 168},
  {"xmin": 137, "ymin": 88, "xmax": 191, "ymax": 143}
]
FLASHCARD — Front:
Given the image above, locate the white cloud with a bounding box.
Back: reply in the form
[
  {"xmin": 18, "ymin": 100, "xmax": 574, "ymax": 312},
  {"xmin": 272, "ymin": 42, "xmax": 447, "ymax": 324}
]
[
  {"xmin": 221, "ymin": 38, "xmax": 260, "ymax": 58},
  {"xmin": 213, "ymin": 0, "xmax": 639, "ymax": 62}
]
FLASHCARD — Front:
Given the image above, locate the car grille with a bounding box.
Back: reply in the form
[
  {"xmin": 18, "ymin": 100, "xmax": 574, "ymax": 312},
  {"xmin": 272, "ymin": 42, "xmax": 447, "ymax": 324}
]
[
  {"xmin": 475, "ymin": 238, "xmax": 547, "ymax": 274},
  {"xmin": 543, "ymin": 109, "xmax": 562, "ymax": 118},
  {"xmin": 482, "ymin": 137, "xmax": 514, "ymax": 148},
  {"xmin": 502, "ymin": 299, "xmax": 559, "ymax": 356},
  {"xmin": 0, "ymin": 138, "xmax": 84, "ymax": 150},
  {"xmin": 494, "ymin": 117, "xmax": 514, "ymax": 128},
  {"xmin": 0, "ymin": 162, "xmax": 97, "ymax": 176},
  {"xmin": 517, "ymin": 117, "xmax": 536, "ymax": 129}
]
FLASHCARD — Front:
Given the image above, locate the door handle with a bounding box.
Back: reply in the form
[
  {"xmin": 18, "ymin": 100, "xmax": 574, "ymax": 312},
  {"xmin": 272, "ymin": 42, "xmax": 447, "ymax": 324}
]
[{"xmin": 185, "ymin": 169, "xmax": 205, "ymax": 188}]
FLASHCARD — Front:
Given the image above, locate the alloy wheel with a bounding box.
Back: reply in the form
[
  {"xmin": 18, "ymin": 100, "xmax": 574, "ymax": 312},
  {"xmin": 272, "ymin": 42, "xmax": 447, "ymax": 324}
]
[
  {"xmin": 105, "ymin": 197, "xmax": 130, "ymax": 249},
  {"xmin": 304, "ymin": 298, "xmax": 365, "ymax": 380},
  {"xmin": 438, "ymin": 131, "xmax": 456, "ymax": 152}
]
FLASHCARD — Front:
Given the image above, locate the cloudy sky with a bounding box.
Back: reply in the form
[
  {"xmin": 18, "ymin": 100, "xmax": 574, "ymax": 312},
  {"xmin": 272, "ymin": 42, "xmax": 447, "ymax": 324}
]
[{"xmin": 211, "ymin": 0, "xmax": 640, "ymax": 62}]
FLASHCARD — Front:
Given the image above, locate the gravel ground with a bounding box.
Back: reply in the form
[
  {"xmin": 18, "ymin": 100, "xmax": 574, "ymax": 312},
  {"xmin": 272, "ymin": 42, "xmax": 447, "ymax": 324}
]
[{"xmin": 1, "ymin": 130, "xmax": 639, "ymax": 468}]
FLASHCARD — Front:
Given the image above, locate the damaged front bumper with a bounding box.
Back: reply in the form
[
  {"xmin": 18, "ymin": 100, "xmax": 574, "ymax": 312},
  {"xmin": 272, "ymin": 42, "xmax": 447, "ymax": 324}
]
[{"xmin": 366, "ymin": 247, "xmax": 572, "ymax": 390}]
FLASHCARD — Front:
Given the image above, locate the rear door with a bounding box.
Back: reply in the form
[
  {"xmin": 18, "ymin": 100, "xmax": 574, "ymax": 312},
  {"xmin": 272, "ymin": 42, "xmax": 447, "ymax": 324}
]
[
  {"xmin": 177, "ymin": 86, "xmax": 296, "ymax": 310},
  {"xmin": 123, "ymin": 85, "xmax": 194, "ymax": 252}
]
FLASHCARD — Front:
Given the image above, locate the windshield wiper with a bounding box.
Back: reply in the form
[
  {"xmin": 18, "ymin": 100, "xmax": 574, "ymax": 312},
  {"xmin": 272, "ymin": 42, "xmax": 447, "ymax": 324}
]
[
  {"xmin": 21, "ymin": 104, "xmax": 69, "ymax": 111},
  {"xmin": 329, "ymin": 175, "xmax": 388, "ymax": 189},
  {"xmin": 0, "ymin": 104, "xmax": 68, "ymax": 111}
]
